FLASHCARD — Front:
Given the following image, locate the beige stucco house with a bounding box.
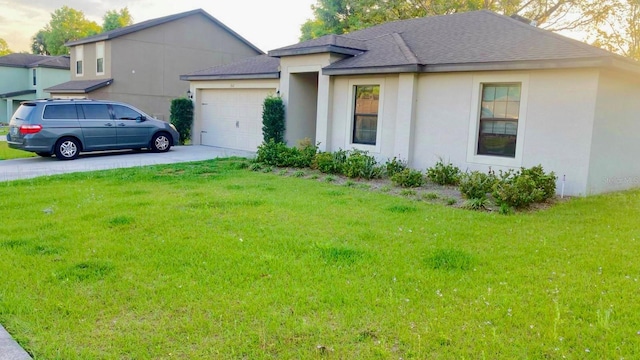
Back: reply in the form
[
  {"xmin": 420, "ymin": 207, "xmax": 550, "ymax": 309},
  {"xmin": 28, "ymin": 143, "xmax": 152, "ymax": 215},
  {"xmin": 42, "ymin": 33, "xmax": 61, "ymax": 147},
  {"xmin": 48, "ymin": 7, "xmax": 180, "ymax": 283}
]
[
  {"xmin": 182, "ymin": 10, "xmax": 640, "ymax": 196},
  {"xmin": 46, "ymin": 9, "xmax": 263, "ymax": 121},
  {"xmin": 0, "ymin": 54, "xmax": 69, "ymax": 123}
]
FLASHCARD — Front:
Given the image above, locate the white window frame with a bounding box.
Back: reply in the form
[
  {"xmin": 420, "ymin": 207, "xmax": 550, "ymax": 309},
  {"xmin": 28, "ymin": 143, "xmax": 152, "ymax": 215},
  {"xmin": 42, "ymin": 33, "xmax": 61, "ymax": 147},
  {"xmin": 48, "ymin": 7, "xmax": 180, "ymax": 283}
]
[
  {"xmin": 345, "ymin": 78, "xmax": 385, "ymax": 153},
  {"xmin": 96, "ymin": 42, "xmax": 105, "ymax": 75},
  {"xmin": 76, "ymin": 45, "xmax": 84, "ymax": 77},
  {"xmin": 466, "ymin": 74, "xmax": 529, "ymax": 167}
]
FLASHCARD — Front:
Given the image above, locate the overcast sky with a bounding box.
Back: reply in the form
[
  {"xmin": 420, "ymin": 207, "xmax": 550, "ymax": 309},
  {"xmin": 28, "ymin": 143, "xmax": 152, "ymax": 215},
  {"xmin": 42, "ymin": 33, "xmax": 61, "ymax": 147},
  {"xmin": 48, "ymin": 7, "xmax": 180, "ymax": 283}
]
[{"xmin": 0, "ymin": 0, "xmax": 316, "ymax": 53}]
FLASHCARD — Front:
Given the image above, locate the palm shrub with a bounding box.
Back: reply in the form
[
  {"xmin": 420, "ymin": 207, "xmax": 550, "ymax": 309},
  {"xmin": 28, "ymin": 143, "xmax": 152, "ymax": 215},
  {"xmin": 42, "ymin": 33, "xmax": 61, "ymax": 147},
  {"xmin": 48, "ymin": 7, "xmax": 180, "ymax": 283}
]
[
  {"xmin": 169, "ymin": 98, "xmax": 193, "ymax": 145},
  {"xmin": 262, "ymin": 95, "xmax": 285, "ymax": 143}
]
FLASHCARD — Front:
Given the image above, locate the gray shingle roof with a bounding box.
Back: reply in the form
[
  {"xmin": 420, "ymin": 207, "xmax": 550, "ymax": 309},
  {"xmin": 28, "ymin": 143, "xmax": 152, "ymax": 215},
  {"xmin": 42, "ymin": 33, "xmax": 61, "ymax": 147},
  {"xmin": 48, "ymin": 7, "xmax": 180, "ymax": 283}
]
[
  {"xmin": 44, "ymin": 79, "xmax": 113, "ymax": 94},
  {"xmin": 65, "ymin": 9, "xmax": 263, "ymax": 55},
  {"xmin": 181, "ymin": 55, "xmax": 280, "ymax": 80},
  {"xmin": 0, "ymin": 54, "xmax": 70, "ymax": 70}
]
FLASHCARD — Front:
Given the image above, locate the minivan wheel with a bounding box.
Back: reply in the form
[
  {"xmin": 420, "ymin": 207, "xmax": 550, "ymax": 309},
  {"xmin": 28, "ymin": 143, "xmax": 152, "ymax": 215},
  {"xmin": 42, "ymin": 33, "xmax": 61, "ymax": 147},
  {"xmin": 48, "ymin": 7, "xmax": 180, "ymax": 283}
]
[
  {"xmin": 151, "ymin": 132, "xmax": 171, "ymax": 152},
  {"xmin": 54, "ymin": 138, "xmax": 80, "ymax": 160},
  {"xmin": 36, "ymin": 152, "xmax": 52, "ymax": 157}
]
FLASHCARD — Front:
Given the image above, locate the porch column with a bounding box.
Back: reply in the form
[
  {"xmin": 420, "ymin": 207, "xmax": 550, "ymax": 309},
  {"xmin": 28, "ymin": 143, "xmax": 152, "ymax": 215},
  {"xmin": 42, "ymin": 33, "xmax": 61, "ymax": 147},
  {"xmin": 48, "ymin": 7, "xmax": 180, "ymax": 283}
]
[
  {"xmin": 394, "ymin": 73, "xmax": 418, "ymax": 164},
  {"xmin": 315, "ymin": 73, "xmax": 332, "ymax": 152}
]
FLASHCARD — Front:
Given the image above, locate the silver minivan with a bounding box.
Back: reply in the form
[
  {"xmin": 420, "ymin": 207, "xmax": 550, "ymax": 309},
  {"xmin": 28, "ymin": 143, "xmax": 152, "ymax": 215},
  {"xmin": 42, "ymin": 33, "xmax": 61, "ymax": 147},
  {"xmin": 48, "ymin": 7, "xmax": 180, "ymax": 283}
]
[{"xmin": 7, "ymin": 99, "xmax": 180, "ymax": 160}]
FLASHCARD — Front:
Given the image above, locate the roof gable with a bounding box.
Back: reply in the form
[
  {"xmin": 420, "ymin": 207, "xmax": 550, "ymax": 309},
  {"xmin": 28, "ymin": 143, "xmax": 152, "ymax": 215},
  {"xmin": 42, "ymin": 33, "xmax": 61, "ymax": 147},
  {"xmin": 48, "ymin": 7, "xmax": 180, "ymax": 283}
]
[{"xmin": 65, "ymin": 9, "xmax": 263, "ymax": 54}]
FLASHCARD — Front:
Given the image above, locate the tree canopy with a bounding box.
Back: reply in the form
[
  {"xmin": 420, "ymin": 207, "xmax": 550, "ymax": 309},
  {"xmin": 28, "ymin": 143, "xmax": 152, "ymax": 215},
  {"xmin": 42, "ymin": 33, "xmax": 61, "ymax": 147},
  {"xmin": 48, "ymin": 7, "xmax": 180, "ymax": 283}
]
[
  {"xmin": 102, "ymin": 7, "xmax": 133, "ymax": 32},
  {"xmin": 299, "ymin": 0, "xmax": 640, "ymax": 61},
  {"xmin": 0, "ymin": 38, "xmax": 11, "ymax": 56},
  {"xmin": 31, "ymin": 6, "xmax": 134, "ymax": 56}
]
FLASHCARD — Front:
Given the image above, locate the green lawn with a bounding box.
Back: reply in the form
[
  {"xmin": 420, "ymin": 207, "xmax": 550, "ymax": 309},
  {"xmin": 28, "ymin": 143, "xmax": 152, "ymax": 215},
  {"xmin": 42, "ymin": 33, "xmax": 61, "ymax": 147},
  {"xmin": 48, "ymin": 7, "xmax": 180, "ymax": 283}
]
[
  {"xmin": 1, "ymin": 159, "xmax": 639, "ymax": 359},
  {"xmin": 0, "ymin": 142, "xmax": 37, "ymax": 160}
]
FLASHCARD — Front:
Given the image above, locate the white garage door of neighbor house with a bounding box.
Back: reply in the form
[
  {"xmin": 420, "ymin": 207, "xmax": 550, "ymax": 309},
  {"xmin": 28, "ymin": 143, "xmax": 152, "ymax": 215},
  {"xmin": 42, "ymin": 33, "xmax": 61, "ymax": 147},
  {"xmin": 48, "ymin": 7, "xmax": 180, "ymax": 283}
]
[{"xmin": 200, "ymin": 89, "xmax": 274, "ymax": 151}]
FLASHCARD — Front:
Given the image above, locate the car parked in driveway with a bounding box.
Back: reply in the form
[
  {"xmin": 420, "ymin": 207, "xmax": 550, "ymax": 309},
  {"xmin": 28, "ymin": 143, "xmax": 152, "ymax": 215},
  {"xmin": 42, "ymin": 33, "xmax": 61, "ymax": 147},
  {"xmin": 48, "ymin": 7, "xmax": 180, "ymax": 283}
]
[{"xmin": 7, "ymin": 99, "xmax": 180, "ymax": 160}]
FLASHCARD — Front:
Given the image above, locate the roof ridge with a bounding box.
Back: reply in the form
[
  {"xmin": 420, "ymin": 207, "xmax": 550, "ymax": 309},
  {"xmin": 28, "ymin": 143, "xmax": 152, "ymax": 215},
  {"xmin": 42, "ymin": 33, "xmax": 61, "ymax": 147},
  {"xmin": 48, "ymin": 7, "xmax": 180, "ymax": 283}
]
[{"xmin": 390, "ymin": 33, "xmax": 419, "ymax": 64}]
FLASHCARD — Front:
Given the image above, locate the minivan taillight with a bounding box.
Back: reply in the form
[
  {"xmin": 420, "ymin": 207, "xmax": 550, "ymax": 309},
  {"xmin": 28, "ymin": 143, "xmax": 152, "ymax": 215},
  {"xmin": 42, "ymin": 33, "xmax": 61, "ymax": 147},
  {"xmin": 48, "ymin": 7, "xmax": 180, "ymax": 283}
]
[{"xmin": 19, "ymin": 124, "xmax": 43, "ymax": 135}]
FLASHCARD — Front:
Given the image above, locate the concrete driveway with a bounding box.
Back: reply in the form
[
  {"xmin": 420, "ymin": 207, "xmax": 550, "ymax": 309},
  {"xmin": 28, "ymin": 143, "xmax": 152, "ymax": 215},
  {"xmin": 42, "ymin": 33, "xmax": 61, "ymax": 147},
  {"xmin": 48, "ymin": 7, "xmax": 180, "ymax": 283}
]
[{"xmin": 0, "ymin": 145, "xmax": 255, "ymax": 182}]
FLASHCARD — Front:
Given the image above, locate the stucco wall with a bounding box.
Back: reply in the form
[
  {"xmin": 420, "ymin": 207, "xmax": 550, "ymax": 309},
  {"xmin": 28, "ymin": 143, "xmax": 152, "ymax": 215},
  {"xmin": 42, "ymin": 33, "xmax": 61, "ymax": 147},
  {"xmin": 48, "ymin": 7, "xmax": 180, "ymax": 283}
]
[
  {"xmin": 588, "ymin": 70, "xmax": 640, "ymax": 194},
  {"xmin": 37, "ymin": 68, "xmax": 70, "ymax": 98}
]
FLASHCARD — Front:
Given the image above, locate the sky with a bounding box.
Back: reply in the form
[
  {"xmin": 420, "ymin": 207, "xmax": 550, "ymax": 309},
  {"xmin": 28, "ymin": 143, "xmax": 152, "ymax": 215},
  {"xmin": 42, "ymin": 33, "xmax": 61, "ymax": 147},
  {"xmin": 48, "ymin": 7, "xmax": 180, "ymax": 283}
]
[{"xmin": 0, "ymin": 0, "xmax": 317, "ymax": 53}]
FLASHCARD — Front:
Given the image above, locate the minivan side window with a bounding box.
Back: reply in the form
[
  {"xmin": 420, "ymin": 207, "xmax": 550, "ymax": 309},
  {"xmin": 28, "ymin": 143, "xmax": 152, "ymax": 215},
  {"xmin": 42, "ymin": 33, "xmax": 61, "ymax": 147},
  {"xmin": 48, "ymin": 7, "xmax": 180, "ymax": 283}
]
[
  {"xmin": 80, "ymin": 104, "xmax": 111, "ymax": 119},
  {"xmin": 43, "ymin": 104, "xmax": 78, "ymax": 119},
  {"xmin": 112, "ymin": 105, "xmax": 143, "ymax": 120}
]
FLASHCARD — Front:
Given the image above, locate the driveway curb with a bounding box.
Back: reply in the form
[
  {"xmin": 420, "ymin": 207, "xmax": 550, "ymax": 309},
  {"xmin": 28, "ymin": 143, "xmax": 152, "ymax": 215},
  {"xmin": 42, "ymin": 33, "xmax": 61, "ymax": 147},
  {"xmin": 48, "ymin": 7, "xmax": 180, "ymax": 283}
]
[{"xmin": 0, "ymin": 325, "xmax": 31, "ymax": 360}]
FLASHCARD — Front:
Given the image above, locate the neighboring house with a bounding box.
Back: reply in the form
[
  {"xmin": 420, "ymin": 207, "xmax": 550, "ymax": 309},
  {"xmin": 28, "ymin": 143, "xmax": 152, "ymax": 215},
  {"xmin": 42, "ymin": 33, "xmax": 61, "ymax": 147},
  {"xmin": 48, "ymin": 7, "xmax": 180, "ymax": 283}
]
[
  {"xmin": 0, "ymin": 54, "xmax": 69, "ymax": 123},
  {"xmin": 46, "ymin": 8, "xmax": 263, "ymax": 121},
  {"xmin": 182, "ymin": 10, "xmax": 640, "ymax": 196}
]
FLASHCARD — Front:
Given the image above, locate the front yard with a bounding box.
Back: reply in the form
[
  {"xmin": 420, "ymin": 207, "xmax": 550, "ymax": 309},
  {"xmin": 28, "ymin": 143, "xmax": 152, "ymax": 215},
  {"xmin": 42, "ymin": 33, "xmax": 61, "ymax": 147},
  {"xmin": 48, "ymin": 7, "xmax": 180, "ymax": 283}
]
[{"xmin": 0, "ymin": 158, "xmax": 639, "ymax": 359}]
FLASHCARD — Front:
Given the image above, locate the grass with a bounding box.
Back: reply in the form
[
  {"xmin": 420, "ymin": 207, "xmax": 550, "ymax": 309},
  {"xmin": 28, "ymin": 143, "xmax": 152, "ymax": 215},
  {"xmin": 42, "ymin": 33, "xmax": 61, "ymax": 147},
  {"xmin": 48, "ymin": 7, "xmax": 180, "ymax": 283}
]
[
  {"xmin": 1, "ymin": 158, "xmax": 640, "ymax": 358},
  {"xmin": 0, "ymin": 142, "xmax": 36, "ymax": 160}
]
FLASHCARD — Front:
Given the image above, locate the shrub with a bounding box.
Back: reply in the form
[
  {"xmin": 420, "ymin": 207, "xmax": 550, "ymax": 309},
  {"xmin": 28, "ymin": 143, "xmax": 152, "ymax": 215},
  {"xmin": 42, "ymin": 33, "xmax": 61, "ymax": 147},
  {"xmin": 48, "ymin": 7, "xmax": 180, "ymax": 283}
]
[
  {"xmin": 343, "ymin": 150, "xmax": 383, "ymax": 180},
  {"xmin": 463, "ymin": 197, "xmax": 489, "ymax": 211},
  {"xmin": 391, "ymin": 168, "xmax": 424, "ymax": 188},
  {"xmin": 262, "ymin": 95, "xmax": 285, "ymax": 143},
  {"xmin": 458, "ymin": 171, "xmax": 498, "ymax": 199},
  {"xmin": 255, "ymin": 139, "xmax": 288, "ymax": 166},
  {"xmin": 294, "ymin": 138, "xmax": 318, "ymax": 168},
  {"xmin": 169, "ymin": 98, "xmax": 193, "ymax": 145},
  {"xmin": 491, "ymin": 165, "xmax": 557, "ymax": 209},
  {"xmin": 313, "ymin": 149, "xmax": 347, "ymax": 174},
  {"xmin": 426, "ymin": 159, "xmax": 461, "ymax": 185},
  {"xmin": 385, "ymin": 157, "xmax": 408, "ymax": 177}
]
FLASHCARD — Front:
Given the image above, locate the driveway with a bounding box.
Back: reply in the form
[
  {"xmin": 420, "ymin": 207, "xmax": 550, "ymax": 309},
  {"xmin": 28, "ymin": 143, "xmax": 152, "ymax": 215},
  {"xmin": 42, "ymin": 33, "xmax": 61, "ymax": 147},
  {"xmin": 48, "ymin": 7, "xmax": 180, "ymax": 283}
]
[{"xmin": 0, "ymin": 145, "xmax": 255, "ymax": 182}]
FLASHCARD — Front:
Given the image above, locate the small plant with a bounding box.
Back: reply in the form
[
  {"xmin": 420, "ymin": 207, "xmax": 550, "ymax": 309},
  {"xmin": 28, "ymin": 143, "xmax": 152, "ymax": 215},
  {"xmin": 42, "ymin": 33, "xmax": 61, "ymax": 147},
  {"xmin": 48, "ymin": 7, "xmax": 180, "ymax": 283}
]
[
  {"xmin": 344, "ymin": 180, "xmax": 356, "ymax": 187},
  {"xmin": 463, "ymin": 197, "xmax": 489, "ymax": 211},
  {"xmin": 379, "ymin": 185, "xmax": 392, "ymax": 193},
  {"xmin": 279, "ymin": 169, "xmax": 288, "ymax": 176},
  {"xmin": 324, "ymin": 176, "xmax": 336, "ymax": 183},
  {"xmin": 310, "ymin": 174, "xmax": 319, "ymax": 180},
  {"xmin": 422, "ymin": 192, "xmax": 439, "ymax": 200},
  {"xmin": 391, "ymin": 168, "xmax": 424, "ymax": 188},
  {"xmin": 400, "ymin": 189, "xmax": 417, "ymax": 197},
  {"xmin": 343, "ymin": 150, "xmax": 383, "ymax": 180},
  {"xmin": 262, "ymin": 166, "xmax": 273, "ymax": 173},
  {"xmin": 385, "ymin": 157, "xmax": 408, "ymax": 177},
  {"xmin": 445, "ymin": 197, "xmax": 457, "ymax": 206},
  {"xmin": 459, "ymin": 170, "xmax": 498, "ymax": 200},
  {"xmin": 262, "ymin": 95, "xmax": 285, "ymax": 143},
  {"xmin": 426, "ymin": 158, "xmax": 461, "ymax": 185},
  {"xmin": 313, "ymin": 149, "xmax": 347, "ymax": 174},
  {"xmin": 499, "ymin": 203, "xmax": 514, "ymax": 215},
  {"xmin": 249, "ymin": 163, "xmax": 263, "ymax": 172},
  {"xmin": 492, "ymin": 165, "xmax": 557, "ymax": 209},
  {"xmin": 293, "ymin": 170, "xmax": 305, "ymax": 178}
]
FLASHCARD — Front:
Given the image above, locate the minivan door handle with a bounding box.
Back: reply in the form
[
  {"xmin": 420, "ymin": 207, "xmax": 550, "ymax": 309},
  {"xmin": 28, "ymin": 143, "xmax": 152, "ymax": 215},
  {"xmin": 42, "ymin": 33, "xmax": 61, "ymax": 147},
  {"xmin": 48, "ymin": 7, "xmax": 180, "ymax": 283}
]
[
  {"xmin": 117, "ymin": 123, "xmax": 126, "ymax": 127},
  {"xmin": 105, "ymin": 123, "xmax": 113, "ymax": 127}
]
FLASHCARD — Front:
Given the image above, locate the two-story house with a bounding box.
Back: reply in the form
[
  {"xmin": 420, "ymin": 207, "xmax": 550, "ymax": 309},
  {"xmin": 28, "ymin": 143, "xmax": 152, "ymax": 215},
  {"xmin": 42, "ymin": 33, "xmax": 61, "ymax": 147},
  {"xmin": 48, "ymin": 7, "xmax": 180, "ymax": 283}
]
[
  {"xmin": 46, "ymin": 8, "xmax": 263, "ymax": 121},
  {"xmin": 0, "ymin": 54, "xmax": 70, "ymax": 123}
]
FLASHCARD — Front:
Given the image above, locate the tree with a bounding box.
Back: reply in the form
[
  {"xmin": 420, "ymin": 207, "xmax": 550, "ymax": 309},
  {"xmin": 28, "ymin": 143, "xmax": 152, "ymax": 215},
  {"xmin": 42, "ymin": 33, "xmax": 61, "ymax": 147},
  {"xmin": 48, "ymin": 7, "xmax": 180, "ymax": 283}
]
[
  {"xmin": 300, "ymin": 0, "xmax": 614, "ymax": 43},
  {"xmin": 0, "ymin": 38, "xmax": 11, "ymax": 56},
  {"xmin": 32, "ymin": 6, "xmax": 101, "ymax": 55},
  {"xmin": 102, "ymin": 7, "xmax": 133, "ymax": 32},
  {"xmin": 262, "ymin": 95, "xmax": 285, "ymax": 143},
  {"xmin": 591, "ymin": 0, "xmax": 640, "ymax": 61}
]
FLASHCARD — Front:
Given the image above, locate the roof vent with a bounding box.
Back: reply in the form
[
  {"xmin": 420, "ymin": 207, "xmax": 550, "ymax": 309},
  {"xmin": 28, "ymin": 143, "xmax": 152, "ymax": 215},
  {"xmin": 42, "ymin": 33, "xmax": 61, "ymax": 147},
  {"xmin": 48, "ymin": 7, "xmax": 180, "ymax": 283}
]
[{"xmin": 510, "ymin": 14, "xmax": 538, "ymax": 27}]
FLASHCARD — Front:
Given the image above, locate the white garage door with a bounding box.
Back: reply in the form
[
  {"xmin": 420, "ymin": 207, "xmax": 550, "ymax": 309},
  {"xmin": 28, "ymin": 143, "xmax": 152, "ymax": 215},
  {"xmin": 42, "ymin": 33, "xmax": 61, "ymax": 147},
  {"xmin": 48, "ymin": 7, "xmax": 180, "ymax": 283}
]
[{"xmin": 200, "ymin": 88, "xmax": 274, "ymax": 151}]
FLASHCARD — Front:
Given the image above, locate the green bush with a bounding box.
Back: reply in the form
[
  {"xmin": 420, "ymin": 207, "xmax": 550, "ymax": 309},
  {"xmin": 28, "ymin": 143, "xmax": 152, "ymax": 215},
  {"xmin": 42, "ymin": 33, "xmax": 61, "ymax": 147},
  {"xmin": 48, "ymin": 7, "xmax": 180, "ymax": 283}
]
[
  {"xmin": 255, "ymin": 139, "xmax": 317, "ymax": 168},
  {"xmin": 262, "ymin": 95, "xmax": 285, "ymax": 143},
  {"xmin": 458, "ymin": 171, "xmax": 498, "ymax": 199},
  {"xmin": 391, "ymin": 168, "xmax": 424, "ymax": 188},
  {"xmin": 426, "ymin": 159, "xmax": 461, "ymax": 185},
  {"xmin": 256, "ymin": 139, "xmax": 289, "ymax": 166},
  {"xmin": 385, "ymin": 157, "xmax": 408, "ymax": 177},
  {"xmin": 491, "ymin": 165, "xmax": 557, "ymax": 209},
  {"xmin": 313, "ymin": 149, "xmax": 347, "ymax": 174},
  {"xmin": 169, "ymin": 98, "xmax": 193, "ymax": 145},
  {"xmin": 343, "ymin": 150, "xmax": 383, "ymax": 180}
]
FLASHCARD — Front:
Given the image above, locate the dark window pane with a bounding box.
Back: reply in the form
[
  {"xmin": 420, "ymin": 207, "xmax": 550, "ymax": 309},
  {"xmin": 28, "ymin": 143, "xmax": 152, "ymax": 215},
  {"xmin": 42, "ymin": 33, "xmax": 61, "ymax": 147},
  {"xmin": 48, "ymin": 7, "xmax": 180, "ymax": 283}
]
[
  {"xmin": 112, "ymin": 105, "xmax": 142, "ymax": 120},
  {"xmin": 477, "ymin": 83, "xmax": 521, "ymax": 158},
  {"xmin": 97, "ymin": 58, "xmax": 104, "ymax": 73},
  {"xmin": 76, "ymin": 60, "xmax": 83, "ymax": 75},
  {"xmin": 80, "ymin": 104, "xmax": 111, "ymax": 119},
  {"xmin": 43, "ymin": 104, "xmax": 78, "ymax": 119},
  {"xmin": 353, "ymin": 85, "xmax": 379, "ymax": 145}
]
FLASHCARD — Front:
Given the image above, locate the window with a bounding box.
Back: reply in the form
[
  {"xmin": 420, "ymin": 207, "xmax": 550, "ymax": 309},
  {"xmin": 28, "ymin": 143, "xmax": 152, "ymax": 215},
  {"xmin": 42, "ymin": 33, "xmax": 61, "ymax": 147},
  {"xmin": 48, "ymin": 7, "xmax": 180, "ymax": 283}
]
[
  {"xmin": 352, "ymin": 85, "xmax": 380, "ymax": 145},
  {"xmin": 477, "ymin": 83, "xmax": 521, "ymax": 158},
  {"xmin": 80, "ymin": 104, "xmax": 111, "ymax": 119},
  {"xmin": 43, "ymin": 105, "xmax": 78, "ymax": 119},
  {"xmin": 112, "ymin": 105, "xmax": 142, "ymax": 120},
  {"xmin": 76, "ymin": 45, "xmax": 84, "ymax": 76},
  {"xmin": 96, "ymin": 42, "xmax": 104, "ymax": 75},
  {"xmin": 32, "ymin": 69, "xmax": 37, "ymax": 86}
]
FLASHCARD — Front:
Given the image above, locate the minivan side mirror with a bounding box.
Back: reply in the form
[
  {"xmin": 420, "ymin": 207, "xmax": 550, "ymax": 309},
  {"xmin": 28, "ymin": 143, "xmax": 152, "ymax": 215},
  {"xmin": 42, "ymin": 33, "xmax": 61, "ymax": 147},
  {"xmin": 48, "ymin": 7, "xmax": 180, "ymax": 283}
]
[{"xmin": 136, "ymin": 116, "xmax": 147, "ymax": 123}]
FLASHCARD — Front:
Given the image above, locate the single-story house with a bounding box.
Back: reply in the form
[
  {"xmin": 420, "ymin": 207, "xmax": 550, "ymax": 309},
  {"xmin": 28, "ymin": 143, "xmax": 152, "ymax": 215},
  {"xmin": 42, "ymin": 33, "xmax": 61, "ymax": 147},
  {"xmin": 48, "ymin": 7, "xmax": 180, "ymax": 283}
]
[
  {"xmin": 0, "ymin": 54, "xmax": 69, "ymax": 123},
  {"xmin": 46, "ymin": 9, "xmax": 263, "ymax": 121},
  {"xmin": 181, "ymin": 10, "xmax": 640, "ymax": 196}
]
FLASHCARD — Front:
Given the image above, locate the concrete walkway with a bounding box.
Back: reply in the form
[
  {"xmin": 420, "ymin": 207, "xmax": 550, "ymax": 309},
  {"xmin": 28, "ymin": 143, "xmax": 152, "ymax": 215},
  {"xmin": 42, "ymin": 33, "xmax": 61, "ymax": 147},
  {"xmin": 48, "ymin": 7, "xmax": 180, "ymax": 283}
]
[
  {"xmin": 0, "ymin": 145, "xmax": 254, "ymax": 359},
  {"xmin": 0, "ymin": 145, "xmax": 255, "ymax": 182}
]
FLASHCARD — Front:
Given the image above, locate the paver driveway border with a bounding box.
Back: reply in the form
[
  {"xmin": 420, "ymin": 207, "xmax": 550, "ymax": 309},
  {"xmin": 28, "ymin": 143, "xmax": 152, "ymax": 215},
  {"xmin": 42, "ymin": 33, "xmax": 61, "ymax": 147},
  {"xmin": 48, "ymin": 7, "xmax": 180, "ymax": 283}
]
[{"xmin": 0, "ymin": 145, "xmax": 255, "ymax": 182}]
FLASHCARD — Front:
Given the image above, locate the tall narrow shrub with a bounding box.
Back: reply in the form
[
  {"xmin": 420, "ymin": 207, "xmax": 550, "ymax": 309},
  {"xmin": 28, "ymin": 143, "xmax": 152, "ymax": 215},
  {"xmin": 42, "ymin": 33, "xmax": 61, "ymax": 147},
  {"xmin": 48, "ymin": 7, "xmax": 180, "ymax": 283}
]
[
  {"xmin": 170, "ymin": 98, "xmax": 193, "ymax": 145},
  {"xmin": 262, "ymin": 95, "xmax": 285, "ymax": 143}
]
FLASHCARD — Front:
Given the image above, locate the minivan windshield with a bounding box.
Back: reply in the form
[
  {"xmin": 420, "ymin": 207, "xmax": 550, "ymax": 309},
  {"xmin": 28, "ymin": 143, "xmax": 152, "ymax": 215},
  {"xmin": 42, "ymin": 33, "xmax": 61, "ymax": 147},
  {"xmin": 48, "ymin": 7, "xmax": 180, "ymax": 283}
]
[{"xmin": 12, "ymin": 103, "xmax": 36, "ymax": 122}]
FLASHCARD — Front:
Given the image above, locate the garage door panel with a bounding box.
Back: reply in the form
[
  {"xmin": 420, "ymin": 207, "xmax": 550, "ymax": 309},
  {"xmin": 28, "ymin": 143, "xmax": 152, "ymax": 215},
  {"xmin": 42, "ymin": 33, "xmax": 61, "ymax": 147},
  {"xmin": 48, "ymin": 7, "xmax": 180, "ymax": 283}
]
[{"xmin": 200, "ymin": 88, "xmax": 274, "ymax": 151}]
